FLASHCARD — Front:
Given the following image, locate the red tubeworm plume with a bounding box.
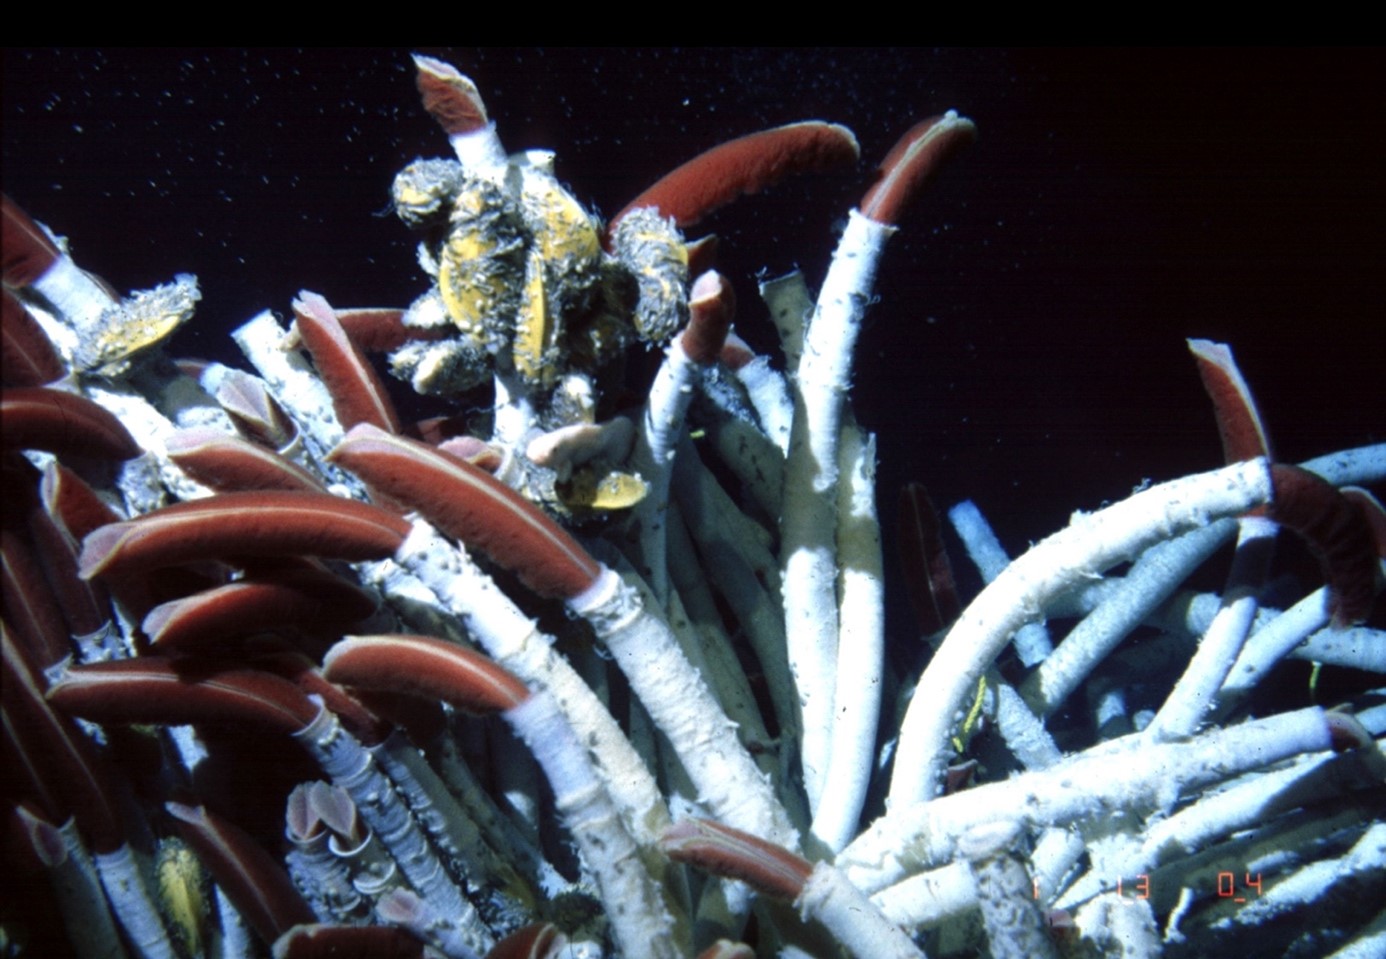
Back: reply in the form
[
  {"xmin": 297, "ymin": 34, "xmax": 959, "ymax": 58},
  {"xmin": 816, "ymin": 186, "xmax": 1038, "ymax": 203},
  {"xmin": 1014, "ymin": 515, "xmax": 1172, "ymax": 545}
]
[
  {"xmin": 215, "ymin": 369, "xmax": 299, "ymax": 452},
  {"xmin": 1187, "ymin": 339, "xmax": 1271, "ymax": 464},
  {"xmin": 610, "ymin": 121, "xmax": 861, "ymax": 235},
  {"xmin": 696, "ymin": 942, "xmax": 756, "ymax": 959},
  {"xmin": 3, "ymin": 288, "xmax": 65, "ymax": 385},
  {"xmin": 333, "ymin": 307, "xmax": 448, "ymax": 353},
  {"xmin": 860, "ymin": 112, "xmax": 977, "ymax": 227},
  {"xmin": 78, "ymin": 490, "xmax": 411, "ymax": 580},
  {"xmin": 1186, "ymin": 340, "xmax": 1379, "ymax": 624},
  {"xmin": 413, "ymin": 54, "xmax": 489, "ymax": 138},
  {"xmin": 485, "ymin": 923, "xmax": 568, "ymax": 959},
  {"xmin": 143, "ymin": 567, "xmax": 376, "ymax": 650},
  {"xmin": 292, "ymin": 291, "xmax": 402, "ymax": 435},
  {"xmin": 680, "ymin": 271, "xmax": 736, "ymax": 366},
  {"xmin": 4, "ymin": 625, "xmax": 124, "ymax": 853},
  {"xmin": 2, "ymin": 387, "xmax": 142, "ymax": 460},
  {"xmin": 273, "ymin": 923, "xmax": 434, "ymax": 958},
  {"xmin": 898, "ymin": 482, "xmax": 961, "ymax": 635},
  {"xmin": 660, "ymin": 817, "xmax": 812, "ymax": 902},
  {"xmin": 47, "ymin": 657, "xmax": 322, "ymax": 734},
  {"xmin": 1269, "ymin": 463, "xmax": 1381, "ymax": 627},
  {"xmin": 166, "ymin": 428, "xmax": 326, "ymax": 493},
  {"xmin": 165, "ymin": 801, "xmax": 315, "ymax": 945},
  {"xmin": 323, "ymin": 634, "xmax": 531, "ymax": 715},
  {"xmin": 2, "ymin": 193, "xmax": 62, "ymax": 287},
  {"xmin": 329, "ymin": 424, "xmax": 601, "ymax": 599}
]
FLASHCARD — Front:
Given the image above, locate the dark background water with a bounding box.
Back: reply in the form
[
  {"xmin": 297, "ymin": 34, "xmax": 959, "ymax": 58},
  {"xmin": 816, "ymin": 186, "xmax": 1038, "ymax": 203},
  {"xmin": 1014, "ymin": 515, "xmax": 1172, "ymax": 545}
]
[{"xmin": 5, "ymin": 48, "xmax": 1382, "ymax": 631}]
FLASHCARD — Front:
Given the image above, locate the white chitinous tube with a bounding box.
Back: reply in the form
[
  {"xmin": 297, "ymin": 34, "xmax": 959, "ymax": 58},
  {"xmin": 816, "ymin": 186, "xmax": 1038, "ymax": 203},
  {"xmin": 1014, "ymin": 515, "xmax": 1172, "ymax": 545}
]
[
  {"xmin": 810, "ymin": 424, "xmax": 885, "ymax": 852},
  {"xmin": 391, "ymin": 520, "xmax": 670, "ymax": 845},
  {"xmin": 1020, "ymin": 519, "xmax": 1236, "ymax": 718},
  {"xmin": 725, "ymin": 347, "xmax": 794, "ymax": 459},
  {"xmin": 283, "ymin": 789, "xmax": 365, "ymax": 925},
  {"xmin": 231, "ymin": 309, "xmax": 359, "ymax": 491},
  {"xmin": 1073, "ymin": 893, "xmax": 1161, "ymax": 959},
  {"xmin": 293, "ymin": 704, "xmax": 493, "ymax": 958},
  {"xmin": 368, "ymin": 730, "xmax": 535, "ymax": 914},
  {"xmin": 957, "ymin": 820, "xmax": 1058, "ymax": 959},
  {"xmin": 81, "ymin": 380, "xmax": 208, "ymax": 506},
  {"xmin": 1144, "ymin": 513, "xmax": 1278, "ymax": 741},
  {"xmin": 568, "ymin": 563, "xmax": 800, "ymax": 852},
  {"xmin": 947, "ymin": 500, "xmax": 1053, "ymax": 667},
  {"xmin": 1056, "ymin": 738, "xmax": 1386, "ymax": 910},
  {"xmin": 661, "ymin": 817, "xmax": 925, "ymax": 958},
  {"xmin": 841, "ymin": 705, "xmax": 1341, "ymax": 895},
  {"xmin": 797, "ymin": 862, "xmax": 926, "ymax": 959},
  {"xmin": 18, "ymin": 812, "xmax": 127, "ymax": 959},
  {"xmin": 16, "ymin": 249, "xmax": 118, "ymax": 359},
  {"xmin": 872, "ymin": 827, "xmax": 1084, "ymax": 933},
  {"xmin": 1191, "ymin": 821, "xmax": 1386, "ymax": 936},
  {"xmin": 780, "ymin": 209, "xmax": 895, "ymax": 811},
  {"xmin": 633, "ymin": 270, "xmax": 735, "ymax": 603},
  {"xmin": 756, "ymin": 271, "xmax": 814, "ymax": 401},
  {"xmin": 670, "ymin": 438, "xmax": 800, "ymax": 761},
  {"xmin": 504, "ymin": 691, "xmax": 684, "ymax": 959},
  {"xmin": 94, "ymin": 843, "xmax": 179, "ymax": 959},
  {"xmin": 322, "ymin": 633, "xmax": 685, "ymax": 959},
  {"xmin": 376, "ymin": 888, "xmax": 492, "ymax": 959},
  {"xmin": 632, "ymin": 329, "xmax": 701, "ymax": 602},
  {"xmin": 1301, "ymin": 443, "xmax": 1386, "ymax": 488},
  {"xmin": 888, "ymin": 457, "xmax": 1276, "ymax": 807}
]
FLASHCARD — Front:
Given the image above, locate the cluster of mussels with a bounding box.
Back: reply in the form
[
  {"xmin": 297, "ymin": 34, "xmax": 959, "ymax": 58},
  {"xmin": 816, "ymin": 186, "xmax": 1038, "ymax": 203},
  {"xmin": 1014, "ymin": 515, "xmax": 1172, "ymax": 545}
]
[{"xmin": 5, "ymin": 53, "xmax": 1385, "ymax": 959}]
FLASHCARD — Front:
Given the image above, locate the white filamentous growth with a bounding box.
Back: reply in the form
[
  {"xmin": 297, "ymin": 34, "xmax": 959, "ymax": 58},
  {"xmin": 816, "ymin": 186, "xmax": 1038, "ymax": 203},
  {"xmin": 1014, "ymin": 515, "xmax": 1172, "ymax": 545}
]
[
  {"xmin": 490, "ymin": 367, "xmax": 537, "ymax": 453},
  {"xmin": 781, "ymin": 209, "xmax": 894, "ymax": 810},
  {"xmin": 83, "ymin": 382, "xmax": 203, "ymax": 506},
  {"xmin": 888, "ymin": 458, "xmax": 1275, "ymax": 807}
]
